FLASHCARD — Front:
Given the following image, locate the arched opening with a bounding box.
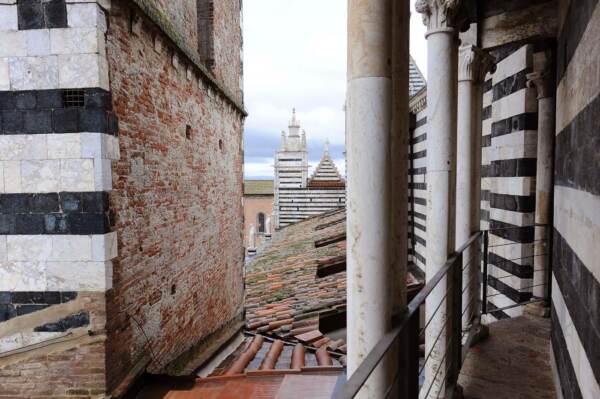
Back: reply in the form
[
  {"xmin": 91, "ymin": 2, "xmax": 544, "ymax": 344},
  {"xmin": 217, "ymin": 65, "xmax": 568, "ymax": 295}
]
[{"xmin": 257, "ymin": 212, "xmax": 266, "ymax": 233}]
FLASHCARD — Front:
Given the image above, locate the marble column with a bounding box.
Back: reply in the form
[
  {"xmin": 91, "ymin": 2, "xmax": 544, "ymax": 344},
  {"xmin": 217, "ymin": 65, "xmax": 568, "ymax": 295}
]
[
  {"xmin": 416, "ymin": 0, "xmax": 465, "ymax": 397},
  {"xmin": 346, "ymin": 0, "xmax": 408, "ymax": 397},
  {"xmin": 527, "ymin": 62, "xmax": 555, "ymax": 301},
  {"xmin": 456, "ymin": 45, "xmax": 495, "ymax": 328}
]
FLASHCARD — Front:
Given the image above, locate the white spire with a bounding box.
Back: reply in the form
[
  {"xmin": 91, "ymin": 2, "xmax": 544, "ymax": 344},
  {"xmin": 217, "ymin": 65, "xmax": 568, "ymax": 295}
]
[
  {"xmin": 324, "ymin": 139, "xmax": 330, "ymax": 155},
  {"xmin": 288, "ymin": 108, "xmax": 301, "ymax": 136},
  {"xmin": 289, "ymin": 108, "xmax": 300, "ymax": 127}
]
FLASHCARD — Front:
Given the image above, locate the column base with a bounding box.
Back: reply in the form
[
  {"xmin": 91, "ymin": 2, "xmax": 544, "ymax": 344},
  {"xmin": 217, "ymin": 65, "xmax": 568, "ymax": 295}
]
[
  {"xmin": 470, "ymin": 324, "xmax": 490, "ymax": 348},
  {"xmin": 524, "ymin": 300, "xmax": 550, "ymax": 318}
]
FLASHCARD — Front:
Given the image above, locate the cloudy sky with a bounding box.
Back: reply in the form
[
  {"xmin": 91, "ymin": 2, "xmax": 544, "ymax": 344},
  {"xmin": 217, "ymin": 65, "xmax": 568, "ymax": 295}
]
[{"xmin": 243, "ymin": 1, "xmax": 427, "ymax": 179}]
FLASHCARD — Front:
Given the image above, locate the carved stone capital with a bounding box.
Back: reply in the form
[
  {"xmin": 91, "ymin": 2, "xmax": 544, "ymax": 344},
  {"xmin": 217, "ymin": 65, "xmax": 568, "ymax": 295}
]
[
  {"xmin": 415, "ymin": 0, "xmax": 468, "ymax": 33},
  {"xmin": 458, "ymin": 45, "xmax": 496, "ymax": 83},
  {"xmin": 526, "ymin": 70, "xmax": 554, "ymax": 99}
]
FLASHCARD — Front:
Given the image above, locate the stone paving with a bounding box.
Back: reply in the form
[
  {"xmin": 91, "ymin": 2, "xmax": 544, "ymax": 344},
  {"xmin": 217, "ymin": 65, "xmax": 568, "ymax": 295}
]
[{"xmin": 458, "ymin": 313, "xmax": 556, "ymax": 399}]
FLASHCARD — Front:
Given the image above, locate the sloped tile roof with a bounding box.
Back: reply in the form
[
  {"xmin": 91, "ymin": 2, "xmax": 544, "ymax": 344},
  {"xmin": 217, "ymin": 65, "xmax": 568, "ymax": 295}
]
[{"xmin": 244, "ymin": 208, "xmax": 422, "ymax": 353}]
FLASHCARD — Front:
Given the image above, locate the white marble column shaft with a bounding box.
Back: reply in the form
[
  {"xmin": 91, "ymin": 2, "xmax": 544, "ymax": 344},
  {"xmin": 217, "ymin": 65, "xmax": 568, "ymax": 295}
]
[
  {"xmin": 527, "ymin": 67, "xmax": 555, "ymax": 299},
  {"xmin": 346, "ymin": 0, "xmax": 408, "ymax": 397},
  {"xmin": 456, "ymin": 45, "xmax": 495, "ymax": 328},
  {"xmin": 416, "ymin": 0, "xmax": 464, "ymax": 397}
]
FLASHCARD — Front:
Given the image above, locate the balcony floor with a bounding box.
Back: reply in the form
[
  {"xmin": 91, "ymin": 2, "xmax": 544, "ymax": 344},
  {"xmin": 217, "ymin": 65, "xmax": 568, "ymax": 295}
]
[{"xmin": 458, "ymin": 313, "xmax": 556, "ymax": 399}]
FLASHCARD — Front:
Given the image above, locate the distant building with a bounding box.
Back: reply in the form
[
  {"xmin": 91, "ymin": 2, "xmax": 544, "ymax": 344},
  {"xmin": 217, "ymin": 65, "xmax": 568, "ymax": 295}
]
[
  {"xmin": 243, "ymin": 180, "xmax": 274, "ymax": 253},
  {"xmin": 274, "ymin": 111, "xmax": 346, "ymax": 229}
]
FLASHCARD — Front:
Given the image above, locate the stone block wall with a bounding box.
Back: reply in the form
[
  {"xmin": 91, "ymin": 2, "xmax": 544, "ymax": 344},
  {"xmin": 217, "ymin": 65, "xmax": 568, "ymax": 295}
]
[
  {"xmin": 0, "ymin": 0, "xmax": 245, "ymax": 397},
  {"xmin": 551, "ymin": 0, "xmax": 600, "ymax": 397},
  {"xmin": 0, "ymin": 0, "xmax": 115, "ymax": 396},
  {"xmin": 481, "ymin": 44, "xmax": 539, "ymax": 322}
]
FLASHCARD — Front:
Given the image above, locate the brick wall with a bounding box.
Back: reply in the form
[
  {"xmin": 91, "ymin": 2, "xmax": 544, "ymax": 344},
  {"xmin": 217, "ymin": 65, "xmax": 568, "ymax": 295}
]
[
  {"xmin": 136, "ymin": 0, "xmax": 243, "ymax": 102},
  {"xmin": 104, "ymin": 1, "xmax": 245, "ymax": 391},
  {"xmin": 212, "ymin": 0, "xmax": 243, "ymax": 101}
]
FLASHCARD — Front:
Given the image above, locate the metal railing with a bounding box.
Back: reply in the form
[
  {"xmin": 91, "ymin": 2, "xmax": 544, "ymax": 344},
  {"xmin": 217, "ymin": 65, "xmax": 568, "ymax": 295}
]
[{"xmin": 335, "ymin": 231, "xmax": 484, "ymax": 398}]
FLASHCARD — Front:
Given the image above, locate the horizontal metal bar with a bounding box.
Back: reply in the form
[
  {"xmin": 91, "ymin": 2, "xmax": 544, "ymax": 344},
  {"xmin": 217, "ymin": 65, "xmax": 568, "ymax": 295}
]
[
  {"xmin": 488, "ymin": 238, "xmax": 547, "ymax": 248},
  {"xmin": 335, "ymin": 231, "xmax": 482, "ymax": 399}
]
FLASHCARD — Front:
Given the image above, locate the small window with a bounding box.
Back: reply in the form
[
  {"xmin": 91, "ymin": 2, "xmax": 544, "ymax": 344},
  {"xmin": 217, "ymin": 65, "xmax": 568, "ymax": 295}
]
[
  {"xmin": 257, "ymin": 212, "xmax": 266, "ymax": 233},
  {"xmin": 219, "ymin": 139, "xmax": 223, "ymax": 151},
  {"xmin": 63, "ymin": 89, "xmax": 85, "ymax": 107},
  {"xmin": 197, "ymin": 0, "xmax": 215, "ymax": 68},
  {"xmin": 186, "ymin": 125, "xmax": 192, "ymax": 140}
]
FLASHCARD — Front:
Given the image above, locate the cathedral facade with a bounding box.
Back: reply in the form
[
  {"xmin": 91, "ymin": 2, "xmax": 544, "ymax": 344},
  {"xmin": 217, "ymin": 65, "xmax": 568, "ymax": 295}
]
[{"xmin": 273, "ymin": 111, "xmax": 346, "ymax": 229}]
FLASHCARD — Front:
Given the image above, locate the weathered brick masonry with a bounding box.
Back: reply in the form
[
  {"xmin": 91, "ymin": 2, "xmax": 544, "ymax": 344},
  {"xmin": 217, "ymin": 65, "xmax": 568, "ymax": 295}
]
[
  {"xmin": 0, "ymin": 0, "xmax": 245, "ymax": 397},
  {"xmin": 104, "ymin": 1, "xmax": 244, "ymax": 390}
]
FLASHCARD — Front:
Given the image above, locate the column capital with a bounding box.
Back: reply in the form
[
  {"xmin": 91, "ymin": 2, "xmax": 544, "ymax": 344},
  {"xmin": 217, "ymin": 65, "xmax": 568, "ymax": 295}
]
[
  {"xmin": 458, "ymin": 45, "xmax": 496, "ymax": 83},
  {"xmin": 415, "ymin": 0, "xmax": 468, "ymax": 34},
  {"xmin": 526, "ymin": 70, "xmax": 555, "ymax": 99}
]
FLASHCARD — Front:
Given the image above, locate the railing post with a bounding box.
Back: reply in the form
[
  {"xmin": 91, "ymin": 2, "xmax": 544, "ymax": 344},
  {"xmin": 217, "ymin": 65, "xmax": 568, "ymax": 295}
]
[
  {"xmin": 481, "ymin": 231, "xmax": 489, "ymax": 315},
  {"xmin": 448, "ymin": 254, "xmax": 463, "ymax": 388},
  {"xmin": 398, "ymin": 311, "xmax": 420, "ymax": 398}
]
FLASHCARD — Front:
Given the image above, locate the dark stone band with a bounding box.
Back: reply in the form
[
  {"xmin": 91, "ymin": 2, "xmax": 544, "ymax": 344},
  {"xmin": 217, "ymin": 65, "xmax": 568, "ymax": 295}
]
[
  {"xmin": 409, "ymin": 182, "xmax": 426, "ymax": 190},
  {"xmin": 409, "ymin": 167, "xmax": 426, "ymax": 175},
  {"xmin": 0, "ymin": 192, "xmax": 111, "ymax": 235},
  {"xmin": 488, "ymin": 252, "xmax": 533, "ymax": 278},
  {"xmin": 490, "ymin": 193, "xmax": 536, "ymax": 213},
  {"xmin": 491, "ymin": 158, "xmax": 537, "ymax": 177},
  {"xmin": 482, "ymin": 134, "xmax": 492, "ymax": 147},
  {"xmin": 410, "ymin": 150, "xmax": 426, "ymax": 160},
  {"xmin": 411, "ymin": 132, "xmax": 427, "ymax": 145},
  {"xmin": 492, "ymin": 68, "xmax": 531, "ymax": 102},
  {"xmin": 487, "ymin": 274, "xmax": 533, "ymax": 304},
  {"xmin": 0, "ymin": 291, "xmax": 77, "ymax": 322},
  {"xmin": 551, "ymin": 307, "xmax": 584, "ymax": 399},
  {"xmin": 34, "ymin": 311, "xmax": 90, "ymax": 332},
  {"xmin": 486, "ymin": 301, "xmax": 510, "ymax": 320},
  {"xmin": 555, "ymin": 93, "xmax": 600, "ymax": 196},
  {"xmin": 0, "ymin": 88, "xmax": 118, "ymax": 135},
  {"xmin": 483, "ymin": 79, "xmax": 493, "ymax": 93},
  {"xmin": 489, "ymin": 220, "xmax": 534, "ymax": 243},
  {"xmin": 18, "ymin": 0, "xmax": 68, "ymax": 30},
  {"xmin": 553, "ymin": 229, "xmax": 600, "ymax": 384},
  {"xmin": 557, "ymin": 0, "xmax": 599, "ymax": 83},
  {"xmin": 491, "ymin": 112, "xmax": 538, "ymax": 138},
  {"xmin": 409, "ymin": 210, "xmax": 426, "ymax": 221},
  {"xmin": 482, "ymin": 105, "xmax": 492, "ymax": 121}
]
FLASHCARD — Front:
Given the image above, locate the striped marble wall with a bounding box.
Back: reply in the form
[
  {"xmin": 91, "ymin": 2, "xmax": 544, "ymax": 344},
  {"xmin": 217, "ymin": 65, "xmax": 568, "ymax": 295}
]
[
  {"xmin": 551, "ymin": 0, "xmax": 600, "ymax": 397},
  {"xmin": 408, "ymin": 91, "xmax": 427, "ymax": 279},
  {"xmin": 0, "ymin": 0, "xmax": 116, "ymax": 353},
  {"xmin": 482, "ymin": 45, "xmax": 539, "ymax": 322}
]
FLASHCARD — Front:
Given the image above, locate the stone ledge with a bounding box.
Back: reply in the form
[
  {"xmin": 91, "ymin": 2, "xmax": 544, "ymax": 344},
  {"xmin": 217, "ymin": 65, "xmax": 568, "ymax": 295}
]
[{"xmin": 163, "ymin": 312, "xmax": 246, "ymax": 376}]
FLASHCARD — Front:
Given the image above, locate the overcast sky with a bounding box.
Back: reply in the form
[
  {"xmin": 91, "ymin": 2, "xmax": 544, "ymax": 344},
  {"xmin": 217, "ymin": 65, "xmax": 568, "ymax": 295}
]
[{"xmin": 243, "ymin": 1, "xmax": 427, "ymax": 179}]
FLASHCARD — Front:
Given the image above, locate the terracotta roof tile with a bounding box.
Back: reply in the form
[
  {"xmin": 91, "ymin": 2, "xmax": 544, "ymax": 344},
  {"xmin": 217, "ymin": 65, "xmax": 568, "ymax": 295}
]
[{"xmin": 244, "ymin": 208, "xmax": 423, "ymax": 359}]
